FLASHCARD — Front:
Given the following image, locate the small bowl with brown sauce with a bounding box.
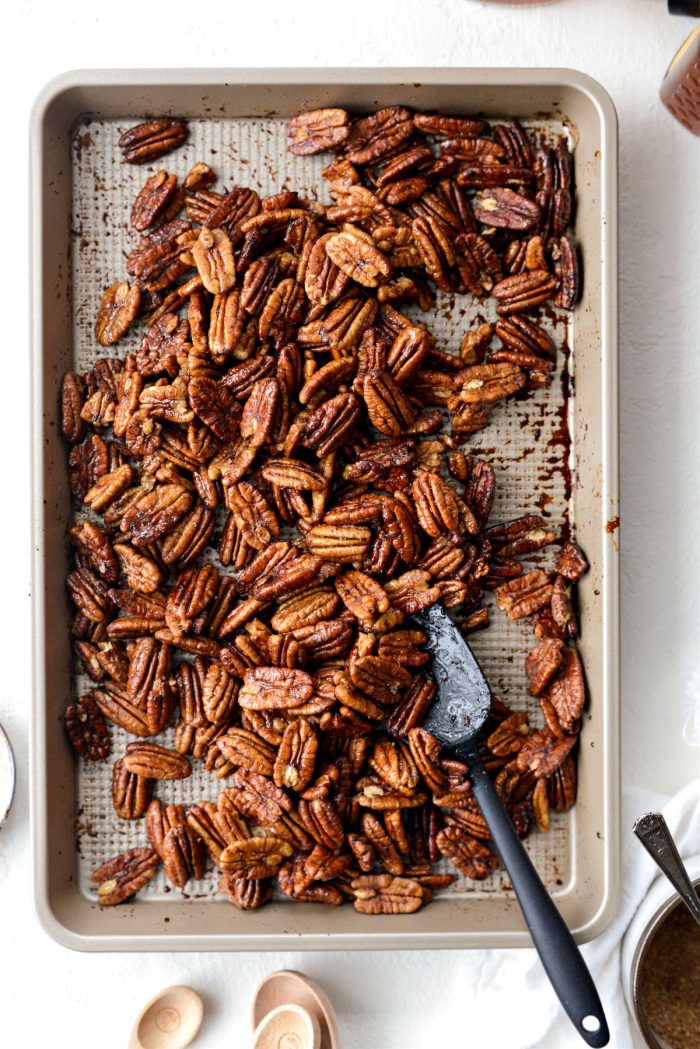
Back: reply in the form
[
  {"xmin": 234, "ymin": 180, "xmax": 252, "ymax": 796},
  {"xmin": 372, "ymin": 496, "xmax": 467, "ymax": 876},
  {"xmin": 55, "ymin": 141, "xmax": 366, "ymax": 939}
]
[{"xmin": 625, "ymin": 865, "xmax": 700, "ymax": 1049}]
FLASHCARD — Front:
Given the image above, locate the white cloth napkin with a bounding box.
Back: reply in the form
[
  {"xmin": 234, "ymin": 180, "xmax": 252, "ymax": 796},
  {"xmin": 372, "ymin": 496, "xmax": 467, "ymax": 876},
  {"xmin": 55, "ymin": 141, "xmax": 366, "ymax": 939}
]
[{"xmin": 436, "ymin": 778, "xmax": 700, "ymax": 1049}]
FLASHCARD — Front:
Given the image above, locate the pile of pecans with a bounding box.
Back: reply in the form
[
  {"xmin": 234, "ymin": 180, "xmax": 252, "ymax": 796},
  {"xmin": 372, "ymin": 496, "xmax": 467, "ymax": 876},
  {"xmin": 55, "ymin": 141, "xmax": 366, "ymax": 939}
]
[{"xmin": 62, "ymin": 106, "xmax": 588, "ymax": 915}]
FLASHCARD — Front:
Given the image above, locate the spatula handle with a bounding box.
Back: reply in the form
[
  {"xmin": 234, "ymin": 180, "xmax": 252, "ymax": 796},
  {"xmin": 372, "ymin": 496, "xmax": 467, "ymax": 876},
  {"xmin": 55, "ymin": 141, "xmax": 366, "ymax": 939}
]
[{"xmin": 463, "ymin": 743, "xmax": 609, "ymax": 1048}]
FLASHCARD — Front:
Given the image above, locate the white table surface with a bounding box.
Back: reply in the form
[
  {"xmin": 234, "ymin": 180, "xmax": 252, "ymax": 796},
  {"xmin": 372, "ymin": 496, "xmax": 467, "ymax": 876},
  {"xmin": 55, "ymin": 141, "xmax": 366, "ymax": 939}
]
[{"xmin": 4, "ymin": 0, "xmax": 700, "ymax": 1045}]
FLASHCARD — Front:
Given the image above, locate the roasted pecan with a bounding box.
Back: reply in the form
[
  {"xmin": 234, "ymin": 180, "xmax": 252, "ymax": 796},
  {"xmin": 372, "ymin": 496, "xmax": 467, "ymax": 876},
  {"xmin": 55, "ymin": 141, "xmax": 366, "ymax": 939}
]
[
  {"xmin": 224, "ymin": 770, "xmax": 292, "ymax": 825},
  {"xmin": 92, "ymin": 683, "xmax": 152, "ymax": 737},
  {"xmin": 66, "ymin": 568, "xmax": 113, "ymax": 623},
  {"xmin": 491, "ymin": 270, "xmax": 558, "ymax": 314},
  {"xmin": 405, "ymin": 728, "xmax": 447, "ymax": 794},
  {"xmin": 351, "ymin": 873, "xmax": 423, "ymax": 914},
  {"xmin": 298, "ymin": 797, "xmax": 345, "ymax": 849},
  {"xmin": 550, "ymin": 235, "xmax": 579, "ymax": 309},
  {"xmin": 119, "ymin": 484, "xmax": 193, "ymax": 547},
  {"xmin": 517, "ymin": 729, "xmax": 577, "ymax": 779},
  {"xmin": 485, "ymin": 514, "xmax": 555, "ymax": 558},
  {"xmin": 386, "ymin": 675, "xmax": 437, "ymax": 738},
  {"xmin": 64, "ymin": 696, "xmax": 110, "ymax": 761},
  {"xmin": 220, "ymin": 835, "xmax": 293, "ymax": 878},
  {"xmin": 190, "ymin": 227, "xmax": 236, "ymax": 295},
  {"xmin": 474, "ymin": 188, "xmax": 540, "ymax": 231},
  {"xmin": 92, "ymin": 847, "xmax": 159, "ymax": 905},
  {"xmin": 344, "ymin": 107, "xmax": 413, "ymax": 164},
  {"xmin": 274, "ymin": 719, "xmax": 318, "ymax": 791},
  {"xmin": 457, "ymin": 362, "xmax": 526, "ymax": 404},
  {"xmin": 349, "ymin": 653, "xmax": 412, "ymax": 704},
  {"xmin": 525, "ymin": 638, "xmax": 564, "ymax": 696},
  {"xmin": 123, "ymin": 741, "xmax": 191, "ymax": 780},
  {"xmin": 68, "ymin": 435, "xmax": 108, "ymax": 501},
  {"xmin": 95, "ymin": 281, "xmax": 140, "ymax": 346},
  {"xmin": 70, "ymin": 521, "xmax": 119, "ymax": 584},
  {"xmin": 299, "ymin": 392, "xmax": 360, "ymax": 457},
  {"xmin": 412, "ymin": 471, "xmax": 476, "ymax": 538},
  {"xmin": 215, "ymin": 727, "xmax": 275, "ymax": 776},
  {"xmin": 238, "ymin": 542, "xmax": 323, "ymax": 601},
  {"xmin": 165, "ymin": 564, "xmax": 219, "ymax": 638},
  {"xmin": 361, "ymin": 369, "xmax": 415, "ymax": 436},
  {"xmin": 239, "ymin": 666, "xmax": 314, "ymax": 711},
  {"xmin": 362, "ymin": 812, "xmax": 404, "ymax": 875},
  {"xmin": 547, "ymin": 753, "xmax": 577, "ymax": 812},
  {"xmin": 325, "ymin": 231, "xmax": 391, "ymax": 289},
  {"xmin": 495, "ymin": 571, "xmax": 553, "ymax": 620},
  {"xmin": 61, "ymin": 373, "xmax": 86, "ymax": 443},
  {"xmin": 555, "ymin": 541, "xmax": 589, "ymax": 581},
  {"xmin": 286, "ymin": 108, "xmax": 350, "ymax": 154},
  {"xmin": 414, "ymin": 113, "xmax": 487, "ymax": 137},
  {"xmin": 486, "ymin": 712, "xmax": 530, "ymax": 758},
  {"xmin": 544, "ymin": 646, "xmax": 585, "ymax": 733},
  {"xmin": 261, "ymin": 457, "xmax": 327, "ymax": 492},
  {"xmin": 436, "ymin": 827, "xmax": 497, "ymax": 880},
  {"xmin": 131, "ymin": 170, "xmax": 179, "ymax": 231},
  {"xmin": 551, "ymin": 575, "xmax": 577, "ymax": 640},
  {"xmin": 219, "ymin": 876, "xmax": 273, "ymax": 909},
  {"xmin": 202, "ymin": 661, "xmax": 238, "ymax": 724},
  {"xmin": 112, "ymin": 758, "xmax": 152, "ymax": 820},
  {"xmin": 384, "ymin": 570, "xmax": 440, "ymax": 615},
  {"xmin": 369, "ymin": 738, "xmax": 419, "ymax": 792},
  {"xmin": 305, "ymin": 524, "xmax": 372, "ymax": 563},
  {"xmin": 118, "ymin": 118, "xmax": 187, "ymax": 164}
]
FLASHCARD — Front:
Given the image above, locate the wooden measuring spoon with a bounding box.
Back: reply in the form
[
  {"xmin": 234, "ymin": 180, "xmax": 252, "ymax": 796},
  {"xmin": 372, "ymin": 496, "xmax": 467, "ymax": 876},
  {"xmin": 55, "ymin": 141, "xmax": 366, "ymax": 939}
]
[
  {"xmin": 128, "ymin": 986, "xmax": 203, "ymax": 1049},
  {"xmin": 252, "ymin": 971, "xmax": 340, "ymax": 1049},
  {"xmin": 253, "ymin": 1002, "xmax": 320, "ymax": 1049}
]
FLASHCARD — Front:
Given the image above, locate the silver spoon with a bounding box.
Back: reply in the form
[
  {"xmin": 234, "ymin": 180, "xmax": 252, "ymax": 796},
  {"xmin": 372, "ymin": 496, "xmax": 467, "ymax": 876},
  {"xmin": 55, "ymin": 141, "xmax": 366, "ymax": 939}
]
[{"xmin": 633, "ymin": 812, "xmax": 700, "ymax": 927}]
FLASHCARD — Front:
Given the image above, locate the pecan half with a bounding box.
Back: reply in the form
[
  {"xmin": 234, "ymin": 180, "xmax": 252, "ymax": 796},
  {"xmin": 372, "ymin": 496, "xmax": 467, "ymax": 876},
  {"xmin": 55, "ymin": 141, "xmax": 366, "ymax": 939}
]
[
  {"xmin": 112, "ymin": 758, "xmax": 152, "ymax": 820},
  {"xmin": 495, "ymin": 571, "xmax": 553, "ymax": 621},
  {"xmin": 219, "ymin": 876, "xmax": 273, "ymax": 909},
  {"xmin": 239, "ymin": 667, "xmax": 314, "ymax": 711},
  {"xmin": 118, "ymin": 118, "xmax": 187, "ymax": 164},
  {"xmin": 123, "ymin": 742, "xmax": 191, "ymax": 780},
  {"xmin": 544, "ymin": 646, "xmax": 585, "ymax": 732},
  {"xmin": 95, "ymin": 281, "xmax": 141, "ymax": 346},
  {"xmin": 474, "ymin": 188, "xmax": 540, "ymax": 231},
  {"xmin": 192, "ymin": 228, "xmax": 236, "ymax": 294},
  {"xmin": 351, "ymin": 874, "xmax": 423, "ymax": 914},
  {"xmin": 131, "ymin": 170, "xmax": 179, "ymax": 231},
  {"xmin": 555, "ymin": 541, "xmax": 589, "ymax": 581},
  {"xmin": 220, "ymin": 836, "xmax": 293, "ymax": 878},
  {"xmin": 274, "ymin": 719, "xmax": 318, "ymax": 791},
  {"xmin": 525, "ymin": 638, "xmax": 564, "ymax": 696},
  {"xmin": 64, "ymin": 696, "xmax": 110, "ymax": 761},
  {"xmin": 325, "ymin": 231, "xmax": 391, "ymax": 289},
  {"xmin": 287, "ymin": 108, "xmax": 350, "ymax": 155},
  {"xmin": 92, "ymin": 847, "xmax": 159, "ymax": 905},
  {"xmin": 436, "ymin": 827, "xmax": 497, "ymax": 880}
]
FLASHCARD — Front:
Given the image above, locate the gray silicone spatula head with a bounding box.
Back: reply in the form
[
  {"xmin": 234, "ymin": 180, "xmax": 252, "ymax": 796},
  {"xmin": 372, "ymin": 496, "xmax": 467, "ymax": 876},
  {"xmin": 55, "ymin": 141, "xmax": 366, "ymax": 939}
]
[{"xmin": 416, "ymin": 602, "xmax": 492, "ymax": 749}]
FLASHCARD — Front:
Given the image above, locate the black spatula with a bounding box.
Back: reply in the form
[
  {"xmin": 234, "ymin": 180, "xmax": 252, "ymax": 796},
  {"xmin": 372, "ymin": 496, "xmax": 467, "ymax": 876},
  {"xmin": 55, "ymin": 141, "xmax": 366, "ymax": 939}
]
[{"xmin": 417, "ymin": 602, "xmax": 609, "ymax": 1048}]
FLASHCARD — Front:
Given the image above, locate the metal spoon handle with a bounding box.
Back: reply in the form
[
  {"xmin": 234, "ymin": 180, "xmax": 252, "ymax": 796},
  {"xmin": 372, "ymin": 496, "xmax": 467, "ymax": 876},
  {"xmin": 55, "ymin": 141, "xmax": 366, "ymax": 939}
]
[
  {"xmin": 633, "ymin": 812, "xmax": 700, "ymax": 926},
  {"xmin": 463, "ymin": 742, "xmax": 609, "ymax": 1047}
]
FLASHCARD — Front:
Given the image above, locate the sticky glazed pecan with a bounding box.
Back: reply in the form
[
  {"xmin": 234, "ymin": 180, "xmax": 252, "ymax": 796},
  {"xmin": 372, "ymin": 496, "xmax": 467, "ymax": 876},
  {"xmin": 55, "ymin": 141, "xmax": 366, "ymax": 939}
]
[{"xmin": 68, "ymin": 103, "xmax": 590, "ymax": 913}]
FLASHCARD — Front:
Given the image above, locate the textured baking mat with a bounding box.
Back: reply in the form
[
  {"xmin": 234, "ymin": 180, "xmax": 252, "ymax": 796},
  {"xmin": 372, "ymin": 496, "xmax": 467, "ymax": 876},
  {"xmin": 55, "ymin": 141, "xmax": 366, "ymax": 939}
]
[{"xmin": 71, "ymin": 116, "xmax": 575, "ymax": 902}]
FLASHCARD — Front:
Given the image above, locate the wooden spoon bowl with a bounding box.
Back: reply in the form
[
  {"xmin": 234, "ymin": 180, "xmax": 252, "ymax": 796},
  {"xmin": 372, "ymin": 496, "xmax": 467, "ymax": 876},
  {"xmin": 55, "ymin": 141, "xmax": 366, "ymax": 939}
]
[
  {"xmin": 253, "ymin": 971, "xmax": 339, "ymax": 1049},
  {"xmin": 128, "ymin": 985, "xmax": 203, "ymax": 1049},
  {"xmin": 253, "ymin": 1002, "xmax": 320, "ymax": 1049}
]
